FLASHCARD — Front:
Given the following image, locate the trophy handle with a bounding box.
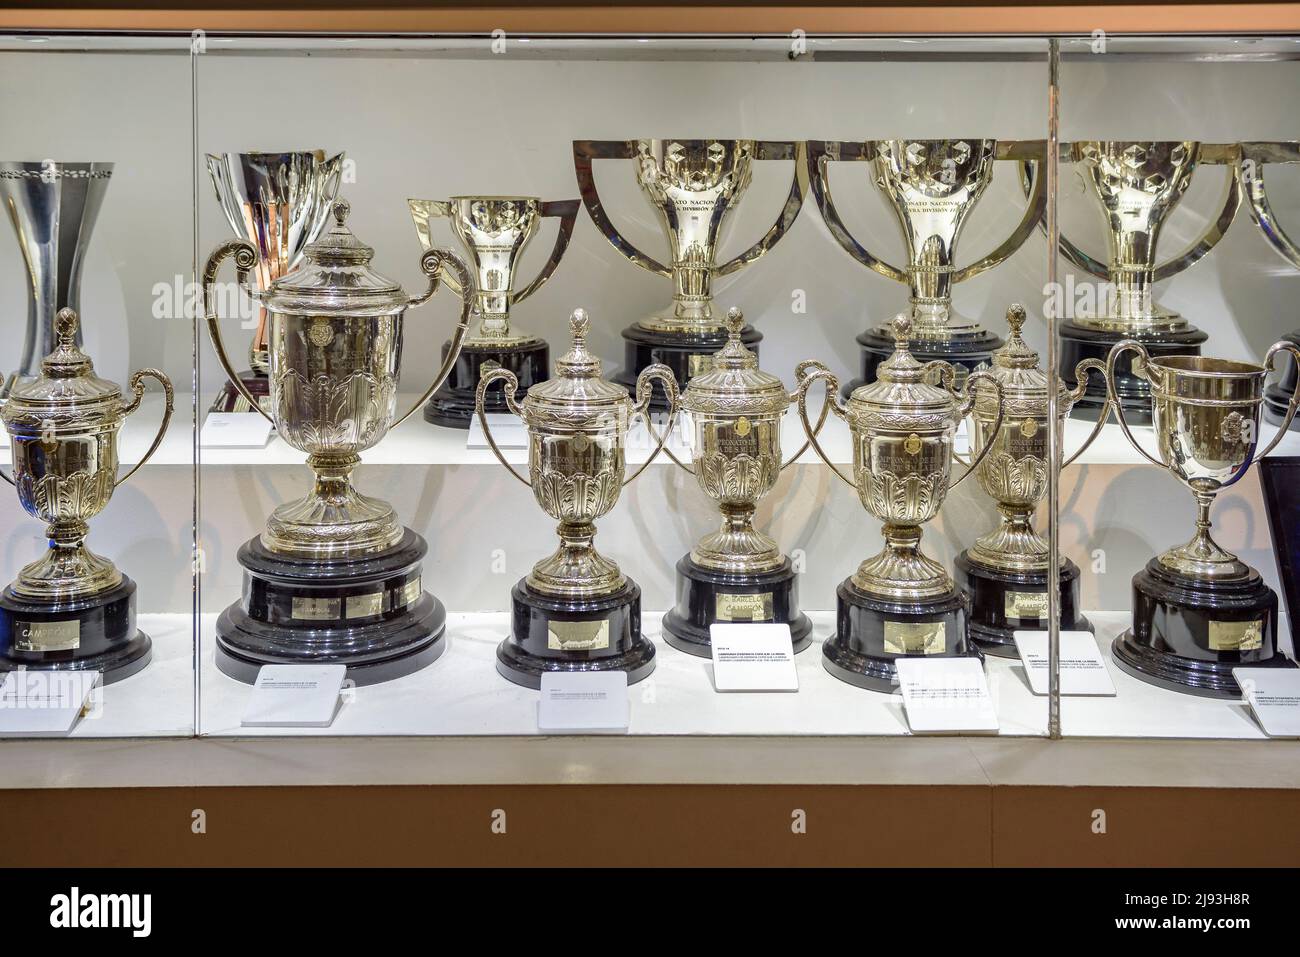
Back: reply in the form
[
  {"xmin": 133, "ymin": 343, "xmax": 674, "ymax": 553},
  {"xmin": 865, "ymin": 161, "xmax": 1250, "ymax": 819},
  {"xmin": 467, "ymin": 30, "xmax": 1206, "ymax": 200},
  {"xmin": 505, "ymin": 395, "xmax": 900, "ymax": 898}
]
[
  {"xmin": 573, "ymin": 139, "xmax": 672, "ymax": 278},
  {"xmin": 1106, "ymin": 340, "xmax": 1167, "ymax": 470},
  {"xmin": 1239, "ymin": 142, "xmax": 1300, "ymax": 267},
  {"xmin": 1061, "ymin": 358, "xmax": 1113, "ymax": 468},
  {"xmin": 115, "ymin": 368, "xmax": 175, "ymax": 487},
  {"xmin": 513, "ymin": 199, "xmax": 580, "ymax": 304},
  {"xmin": 952, "ymin": 142, "xmax": 1048, "ymax": 282},
  {"xmin": 948, "ymin": 370, "xmax": 1003, "ymax": 490},
  {"xmin": 624, "ymin": 363, "xmax": 679, "ymax": 486},
  {"xmin": 393, "ymin": 247, "xmax": 476, "ymax": 429},
  {"xmin": 475, "ymin": 366, "xmax": 532, "ymax": 489},
  {"xmin": 1151, "ymin": 151, "xmax": 1241, "ymax": 282},
  {"xmin": 794, "ymin": 361, "xmax": 857, "ymax": 489},
  {"xmin": 714, "ymin": 140, "xmax": 805, "ymax": 278},
  {"xmin": 1020, "ymin": 156, "xmax": 1108, "ymax": 278},
  {"xmin": 804, "ymin": 140, "xmax": 908, "ymax": 282},
  {"xmin": 203, "ymin": 239, "xmax": 272, "ymax": 425},
  {"xmin": 1248, "ymin": 342, "xmax": 1300, "ymax": 468},
  {"xmin": 782, "ymin": 359, "xmax": 831, "ymax": 471},
  {"xmin": 405, "ymin": 199, "xmax": 463, "ymax": 296}
]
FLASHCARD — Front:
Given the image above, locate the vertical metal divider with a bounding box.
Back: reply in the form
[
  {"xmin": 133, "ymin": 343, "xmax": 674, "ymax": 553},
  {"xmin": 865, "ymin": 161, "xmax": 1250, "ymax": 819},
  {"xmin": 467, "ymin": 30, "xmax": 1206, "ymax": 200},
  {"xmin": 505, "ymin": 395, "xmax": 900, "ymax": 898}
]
[
  {"xmin": 1046, "ymin": 38, "xmax": 1062, "ymax": 739},
  {"xmin": 191, "ymin": 36, "xmax": 202, "ymax": 738}
]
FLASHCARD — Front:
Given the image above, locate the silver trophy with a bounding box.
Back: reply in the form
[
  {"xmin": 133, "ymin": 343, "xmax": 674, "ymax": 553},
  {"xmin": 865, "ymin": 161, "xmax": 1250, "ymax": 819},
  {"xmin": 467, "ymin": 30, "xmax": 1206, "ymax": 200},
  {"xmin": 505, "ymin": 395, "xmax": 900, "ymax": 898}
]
[{"xmin": 0, "ymin": 161, "xmax": 112, "ymax": 398}]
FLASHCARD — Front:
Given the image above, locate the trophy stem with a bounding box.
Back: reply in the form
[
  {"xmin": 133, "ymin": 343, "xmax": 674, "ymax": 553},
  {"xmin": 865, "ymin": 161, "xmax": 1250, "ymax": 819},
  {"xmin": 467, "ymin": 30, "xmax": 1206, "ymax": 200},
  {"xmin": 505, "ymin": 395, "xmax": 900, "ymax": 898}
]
[
  {"xmin": 1160, "ymin": 490, "xmax": 1248, "ymax": 579},
  {"xmin": 970, "ymin": 502, "xmax": 1049, "ymax": 571},
  {"xmin": 690, "ymin": 502, "xmax": 782, "ymax": 572},
  {"xmin": 851, "ymin": 523, "xmax": 952, "ymax": 600},
  {"xmin": 262, "ymin": 451, "xmax": 402, "ymax": 559},
  {"xmin": 670, "ymin": 259, "xmax": 715, "ymax": 326},
  {"xmin": 13, "ymin": 518, "xmax": 122, "ymax": 600},
  {"xmin": 527, "ymin": 520, "xmax": 624, "ymax": 599}
]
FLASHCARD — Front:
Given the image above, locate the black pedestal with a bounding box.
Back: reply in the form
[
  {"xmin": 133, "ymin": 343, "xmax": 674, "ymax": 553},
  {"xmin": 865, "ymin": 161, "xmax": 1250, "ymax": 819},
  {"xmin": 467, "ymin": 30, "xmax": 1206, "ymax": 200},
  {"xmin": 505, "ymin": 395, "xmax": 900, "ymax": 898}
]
[
  {"xmin": 1060, "ymin": 320, "xmax": 1207, "ymax": 423},
  {"xmin": 1113, "ymin": 557, "xmax": 1294, "ymax": 698},
  {"xmin": 821, "ymin": 578, "xmax": 979, "ymax": 692},
  {"xmin": 613, "ymin": 323, "xmax": 761, "ymax": 411},
  {"xmin": 0, "ymin": 576, "xmax": 151, "ymax": 685},
  {"xmin": 215, "ymin": 528, "xmax": 444, "ymax": 686},
  {"xmin": 844, "ymin": 327, "xmax": 1003, "ymax": 397},
  {"xmin": 210, "ymin": 369, "xmax": 270, "ymax": 414},
  {"xmin": 424, "ymin": 337, "xmax": 550, "ymax": 429},
  {"xmin": 498, "ymin": 577, "xmax": 652, "ymax": 688},
  {"xmin": 1264, "ymin": 329, "xmax": 1300, "ymax": 431},
  {"xmin": 955, "ymin": 553, "xmax": 1092, "ymax": 658},
  {"xmin": 660, "ymin": 554, "xmax": 813, "ymax": 658}
]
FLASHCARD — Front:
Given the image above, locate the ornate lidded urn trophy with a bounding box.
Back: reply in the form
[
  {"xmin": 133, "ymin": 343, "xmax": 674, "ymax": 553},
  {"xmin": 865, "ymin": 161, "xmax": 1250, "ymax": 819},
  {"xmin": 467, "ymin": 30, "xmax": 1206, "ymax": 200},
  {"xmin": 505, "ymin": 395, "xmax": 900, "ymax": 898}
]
[
  {"xmin": 573, "ymin": 139, "xmax": 803, "ymax": 406},
  {"xmin": 0, "ymin": 161, "xmax": 112, "ymax": 398},
  {"xmin": 407, "ymin": 195, "xmax": 579, "ymax": 428},
  {"xmin": 794, "ymin": 315, "xmax": 1003, "ymax": 691},
  {"xmin": 0, "ymin": 308, "xmax": 173, "ymax": 683},
  {"xmin": 203, "ymin": 200, "xmax": 474, "ymax": 685},
  {"xmin": 1237, "ymin": 141, "xmax": 1300, "ymax": 429},
  {"xmin": 659, "ymin": 307, "xmax": 820, "ymax": 656},
  {"xmin": 1053, "ymin": 141, "xmax": 1239, "ymax": 420},
  {"xmin": 806, "ymin": 139, "xmax": 1046, "ymax": 395},
  {"xmin": 476, "ymin": 308, "xmax": 678, "ymax": 688},
  {"xmin": 1106, "ymin": 338, "xmax": 1300, "ymax": 697},
  {"xmin": 205, "ymin": 150, "xmax": 344, "ymax": 413},
  {"xmin": 954, "ymin": 304, "xmax": 1109, "ymax": 656}
]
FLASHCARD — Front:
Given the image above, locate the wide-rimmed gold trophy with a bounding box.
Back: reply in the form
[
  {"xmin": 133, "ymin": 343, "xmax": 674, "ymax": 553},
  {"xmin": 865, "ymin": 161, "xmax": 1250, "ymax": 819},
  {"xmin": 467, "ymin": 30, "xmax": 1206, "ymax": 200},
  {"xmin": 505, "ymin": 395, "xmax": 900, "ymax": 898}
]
[
  {"xmin": 794, "ymin": 315, "xmax": 1004, "ymax": 691},
  {"xmin": 954, "ymin": 304, "xmax": 1110, "ymax": 656},
  {"xmin": 573, "ymin": 139, "xmax": 803, "ymax": 405},
  {"xmin": 1107, "ymin": 337, "xmax": 1300, "ymax": 697},
  {"xmin": 476, "ymin": 308, "xmax": 678, "ymax": 687},
  {"xmin": 203, "ymin": 200, "xmax": 475, "ymax": 685},
  {"xmin": 408, "ymin": 195, "xmax": 579, "ymax": 428},
  {"xmin": 806, "ymin": 139, "xmax": 1046, "ymax": 395},
  {"xmin": 0, "ymin": 308, "xmax": 173, "ymax": 684}
]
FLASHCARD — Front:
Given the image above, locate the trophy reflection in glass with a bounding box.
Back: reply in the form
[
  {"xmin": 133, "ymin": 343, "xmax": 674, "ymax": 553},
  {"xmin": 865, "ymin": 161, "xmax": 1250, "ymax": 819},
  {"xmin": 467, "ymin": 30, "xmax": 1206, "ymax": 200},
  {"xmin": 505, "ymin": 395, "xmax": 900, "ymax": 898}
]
[
  {"xmin": 205, "ymin": 150, "xmax": 344, "ymax": 413},
  {"xmin": 806, "ymin": 139, "xmax": 1046, "ymax": 395},
  {"xmin": 574, "ymin": 139, "xmax": 803, "ymax": 406},
  {"xmin": 408, "ymin": 196, "xmax": 578, "ymax": 428}
]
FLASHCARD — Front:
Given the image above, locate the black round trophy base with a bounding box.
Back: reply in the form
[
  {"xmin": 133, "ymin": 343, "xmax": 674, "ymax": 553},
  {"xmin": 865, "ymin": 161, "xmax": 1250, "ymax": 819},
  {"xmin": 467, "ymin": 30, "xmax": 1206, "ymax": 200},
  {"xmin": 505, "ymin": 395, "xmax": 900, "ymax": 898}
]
[
  {"xmin": 613, "ymin": 322, "xmax": 761, "ymax": 411},
  {"xmin": 1263, "ymin": 329, "xmax": 1300, "ymax": 430},
  {"xmin": 423, "ymin": 337, "xmax": 550, "ymax": 429},
  {"xmin": 497, "ymin": 577, "xmax": 652, "ymax": 689},
  {"xmin": 209, "ymin": 369, "xmax": 270, "ymax": 414},
  {"xmin": 1060, "ymin": 320, "xmax": 1207, "ymax": 423},
  {"xmin": 822, "ymin": 578, "xmax": 979, "ymax": 693},
  {"xmin": 843, "ymin": 327, "xmax": 1003, "ymax": 397},
  {"xmin": 215, "ymin": 528, "xmax": 445, "ymax": 686},
  {"xmin": 955, "ymin": 552, "xmax": 1092, "ymax": 658},
  {"xmin": 1113, "ymin": 557, "xmax": 1291, "ymax": 699},
  {"xmin": 0, "ymin": 576, "xmax": 152, "ymax": 685},
  {"xmin": 660, "ymin": 554, "xmax": 813, "ymax": 658}
]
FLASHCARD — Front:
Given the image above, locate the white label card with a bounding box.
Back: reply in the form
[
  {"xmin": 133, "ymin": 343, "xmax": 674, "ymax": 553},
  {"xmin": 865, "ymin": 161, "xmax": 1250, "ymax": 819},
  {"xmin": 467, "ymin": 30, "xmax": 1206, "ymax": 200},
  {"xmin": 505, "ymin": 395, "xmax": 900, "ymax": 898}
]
[
  {"xmin": 466, "ymin": 412, "xmax": 529, "ymax": 450},
  {"xmin": 201, "ymin": 412, "xmax": 274, "ymax": 449},
  {"xmin": 1233, "ymin": 667, "xmax": 1300, "ymax": 737},
  {"xmin": 241, "ymin": 665, "xmax": 346, "ymax": 728},
  {"xmin": 709, "ymin": 623, "xmax": 798, "ymax": 692},
  {"xmin": 895, "ymin": 657, "xmax": 998, "ymax": 733},
  {"xmin": 537, "ymin": 671, "xmax": 629, "ymax": 732},
  {"xmin": 1013, "ymin": 630, "xmax": 1116, "ymax": 696},
  {"xmin": 0, "ymin": 670, "xmax": 102, "ymax": 736}
]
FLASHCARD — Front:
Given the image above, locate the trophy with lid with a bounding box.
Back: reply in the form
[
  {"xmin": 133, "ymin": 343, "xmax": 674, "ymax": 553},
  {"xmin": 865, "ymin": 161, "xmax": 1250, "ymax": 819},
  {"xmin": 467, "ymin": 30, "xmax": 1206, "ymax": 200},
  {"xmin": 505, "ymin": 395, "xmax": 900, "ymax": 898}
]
[
  {"xmin": 1106, "ymin": 337, "xmax": 1300, "ymax": 697},
  {"xmin": 659, "ymin": 307, "xmax": 825, "ymax": 656},
  {"xmin": 407, "ymin": 195, "xmax": 579, "ymax": 428},
  {"xmin": 0, "ymin": 308, "xmax": 173, "ymax": 683},
  {"xmin": 1051, "ymin": 141, "xmax": 1240, "ymax": 420},
  {"xmin": 954, "ymin": 304, "xmax": 1110, "ymax": 656},
  {"xmin": 794, "ymin": 316, "xmax": 1003, "ymax": 691},
  {"xmin": 203, "ymin": 200, "xmax": 475, "ymax": 685},
  {"xmin": 476, "ymin": 308, "xmax": 678, "ymax": 687},
  {"xmin": 573, "ymin": 139, "xmax": 803, "ymax": 405},
  {"xmin": 806, "ymin": 139, "xmax": 1046, "ymax": 395}
]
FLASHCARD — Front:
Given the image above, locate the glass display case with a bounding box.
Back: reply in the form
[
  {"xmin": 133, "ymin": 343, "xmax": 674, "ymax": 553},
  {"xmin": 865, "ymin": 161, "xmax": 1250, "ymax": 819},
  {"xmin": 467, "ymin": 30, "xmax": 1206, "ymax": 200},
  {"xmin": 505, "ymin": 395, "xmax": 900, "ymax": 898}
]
[{"xmin": 2, "ymin": 26, "xmax": 1298, "ymax": 754}]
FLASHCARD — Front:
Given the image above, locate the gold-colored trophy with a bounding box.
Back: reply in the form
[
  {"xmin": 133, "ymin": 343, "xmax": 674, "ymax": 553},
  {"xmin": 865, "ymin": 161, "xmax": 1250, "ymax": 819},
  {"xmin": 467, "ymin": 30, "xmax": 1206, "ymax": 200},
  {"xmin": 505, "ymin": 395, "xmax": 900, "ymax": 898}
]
[
  {"xmin": 0, "ymin": 308, "xmax": 173, "ymax": 683},
  {"xmin": 573, "ymin": 139, "xmax": 803, "ymax": 403},
  {"xmin": 476, "ymin": 308, "xmax": 678, "ymax": 687},
  {"xmin": 407, "ymin": 195, "xmax": 579, "ymax": 428},
  {"xmin": 659, "ymin": 307, "xmax": 824, "ymax": 655},
  {"xmin": 1107, "ymin": 338, "xmax": 1300, "ymax": 697},
  {"xmin": 954, "ymin": 304, "xmax": 1109, "ymax": 656},
  {"xmin": 794, "ymin": 316, "xmax": 1003, "ymax": 691},
  {"xmin": 203, "ymin": 200, "xmax": 475, "ymax": 685}
]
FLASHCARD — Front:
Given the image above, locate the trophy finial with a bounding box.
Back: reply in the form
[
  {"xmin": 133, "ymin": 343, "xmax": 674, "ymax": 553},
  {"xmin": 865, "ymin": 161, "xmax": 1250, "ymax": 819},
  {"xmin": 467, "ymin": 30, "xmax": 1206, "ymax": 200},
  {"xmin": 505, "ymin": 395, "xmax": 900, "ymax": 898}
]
[
  {"xmin": 570, "ymin": 308, "xmax": 590, "ymax": 343},
  {"xmin": 725, "ymin": 307, "xmax": 744, "ymax": 340},
  {"xmin": 55, "ymin": 307, "xmax": 79, "ymax": 345},
  {"xmin": 332, "ymin": 198, "xmax": 351, "ymax": 226},
  {"xmin": 890, "ymin": 313, "xmax": 912, "ymax": 346},
  {"xmin": 1006, "ymin": 303, "xmax": 1027, "ymax": 338}
]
